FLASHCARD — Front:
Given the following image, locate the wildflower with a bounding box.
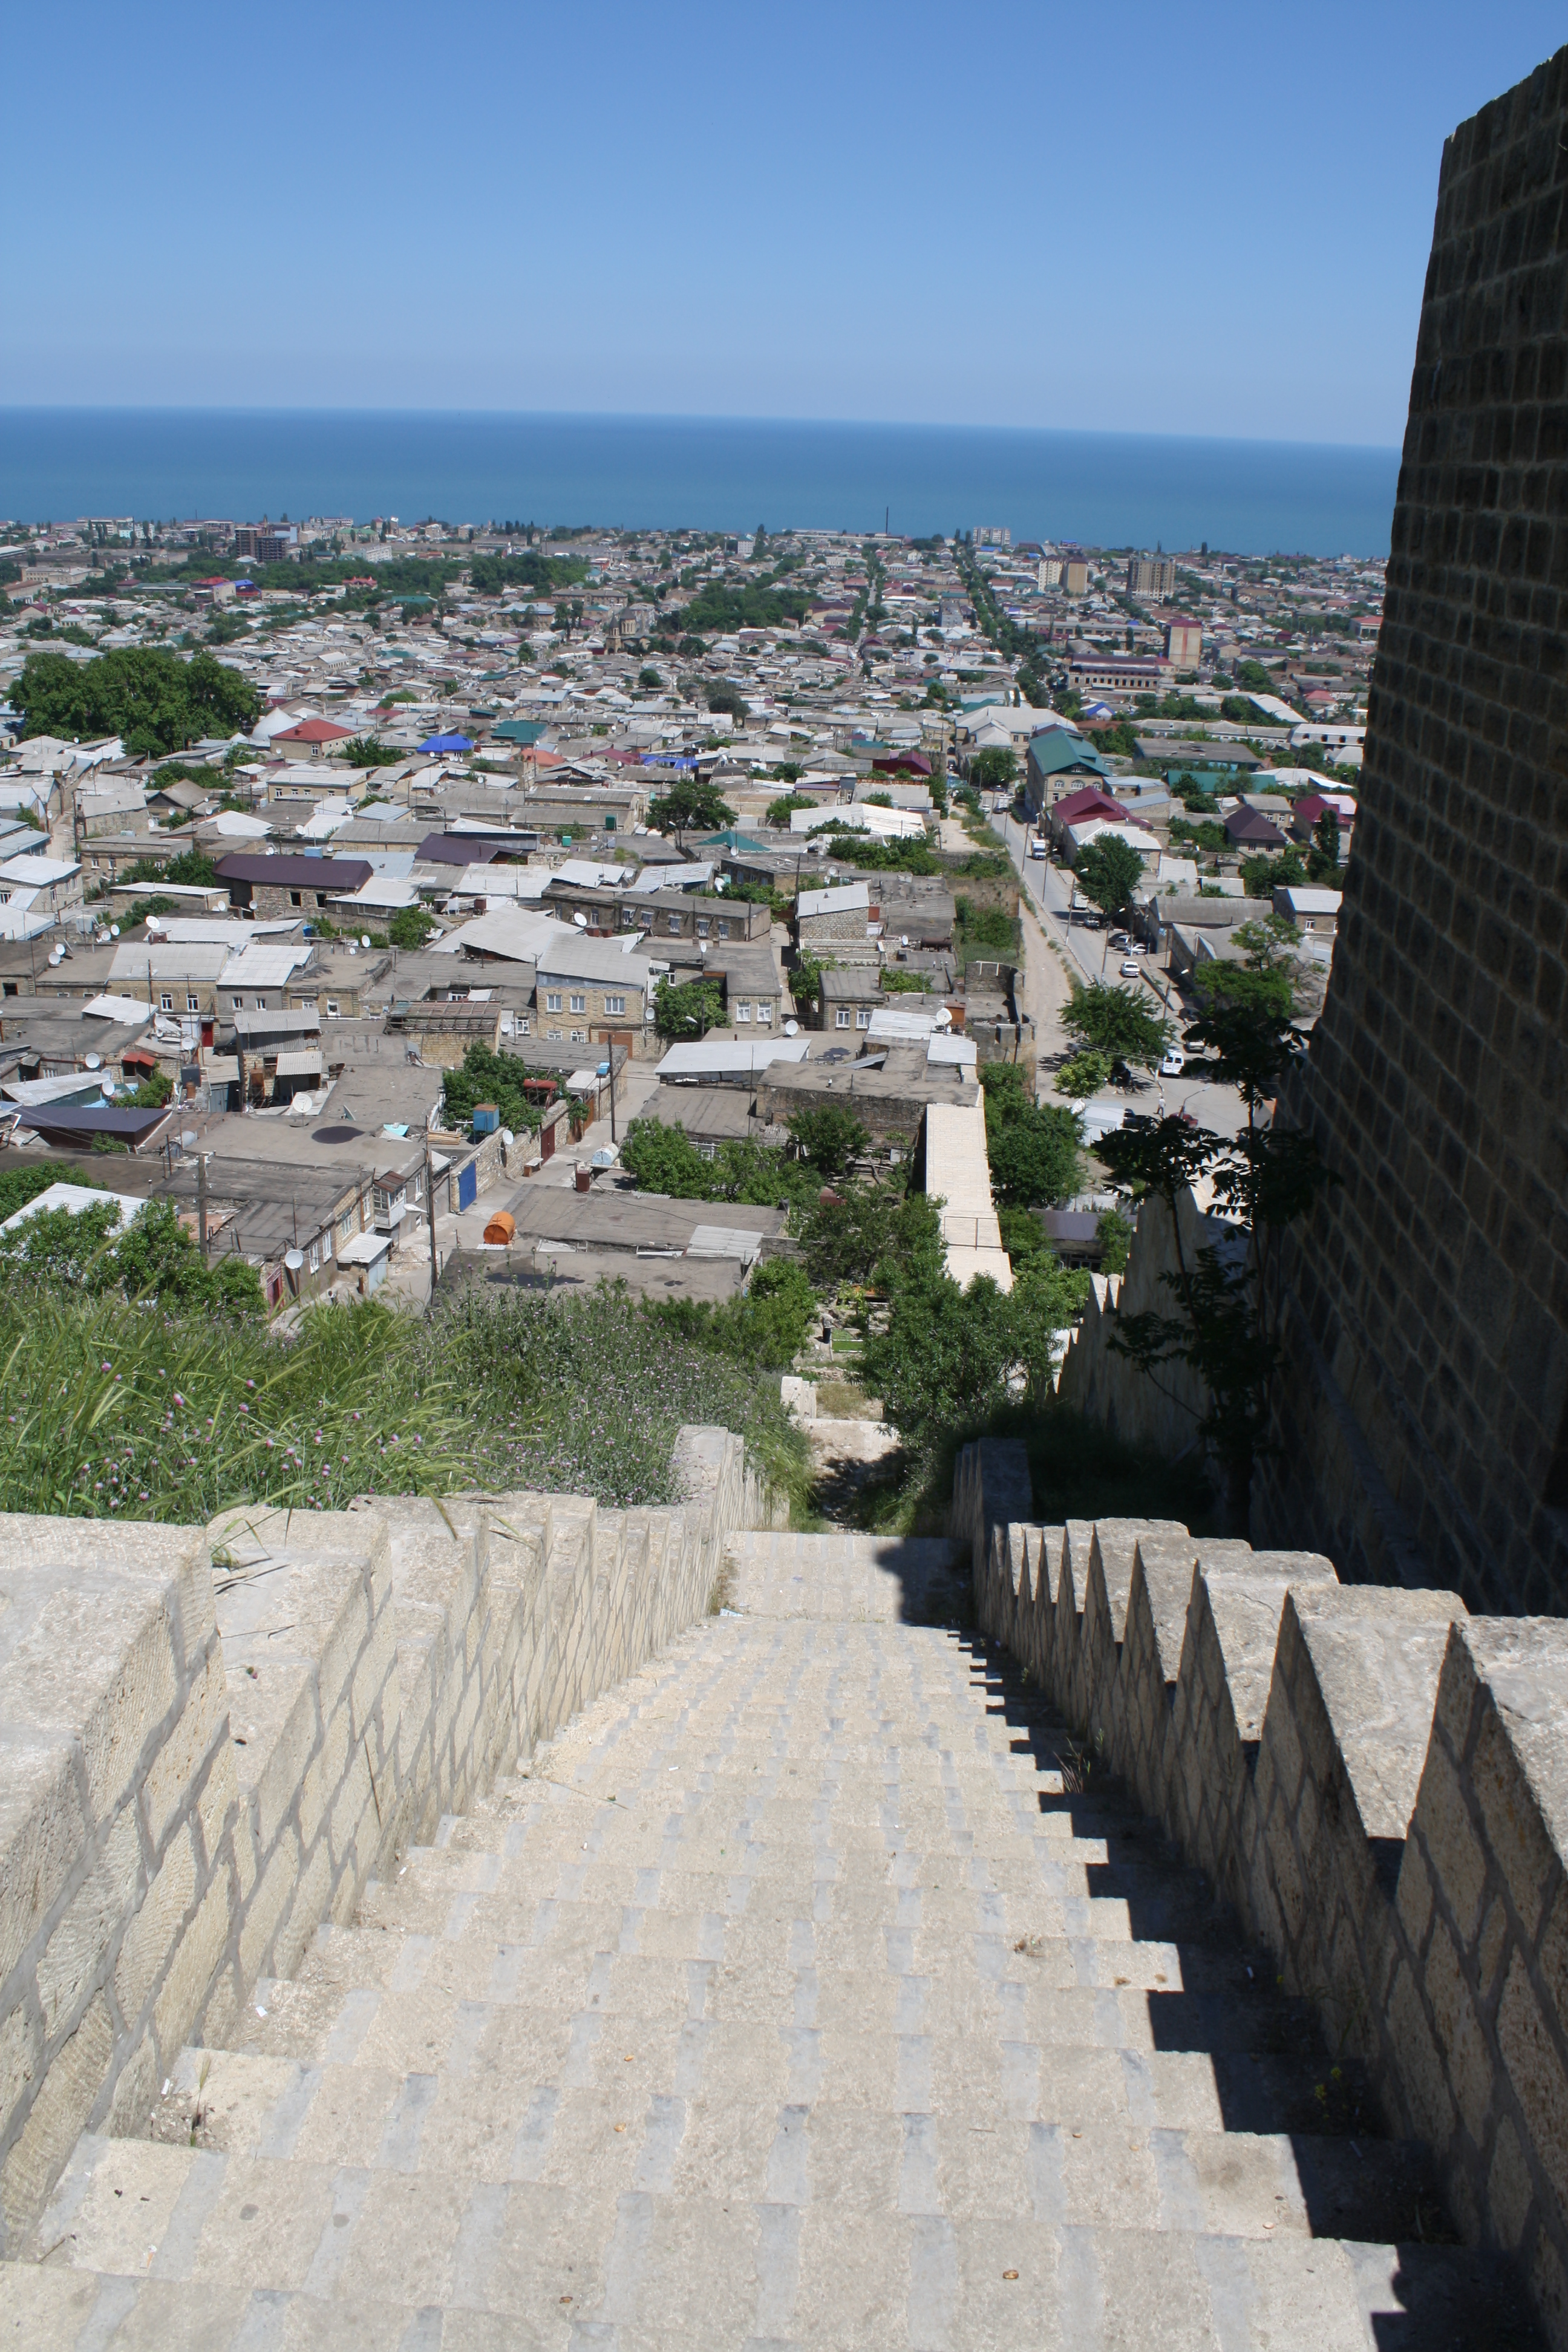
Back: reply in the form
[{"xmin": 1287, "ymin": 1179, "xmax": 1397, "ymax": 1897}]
[{"xmin": 173, "ymin": 1394, "xmax": 185, "ymax": 1407}]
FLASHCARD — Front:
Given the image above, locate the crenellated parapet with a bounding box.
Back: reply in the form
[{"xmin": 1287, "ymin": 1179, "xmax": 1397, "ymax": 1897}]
[{"xmin": 955, "ymin": 1435, "xmax": 1568, "ymax": 2345}]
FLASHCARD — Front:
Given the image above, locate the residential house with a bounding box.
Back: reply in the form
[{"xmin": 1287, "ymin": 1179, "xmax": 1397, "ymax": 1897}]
[
  {"xmin": 1022, "ymin": 728, "xmax": 1110, "ymax": 812},
  {"xmin": 710, "ymin": 942, "xmax": 783, "ymax": 1031},
  {"xmin": 215, "ymin": 854, "xmax": 373, "ymax": 918},
  {"xmin": 1223, "ymin": 806, "xmax": 1289, "ymax": 853},
  {"xmin": 795, "ymin": 880, "xmax": 871, "ymax": 947},
  {"xmin": 534, "ymin": 936, "xmax": 655, "ymax": 1048}
]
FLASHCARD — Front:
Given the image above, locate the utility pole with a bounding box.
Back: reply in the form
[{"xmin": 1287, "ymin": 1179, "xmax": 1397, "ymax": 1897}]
[
  {"xmin": 197, "ymin": 1152, "xmax": 209, "ymax": 1259},
  {"xmin": 424, "ymin": 1137, "xmax": 440, "ymax": 1305},
  {"xmin": 609, "ymin": 1049, "xmax": 618, "ymax": 1144}
]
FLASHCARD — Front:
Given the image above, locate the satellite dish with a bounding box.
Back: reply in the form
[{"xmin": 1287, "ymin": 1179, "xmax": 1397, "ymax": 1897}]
[
  {"xmin": 109, "ymin": 923, "xmax": 120, "ymax": 938},
  {"xmin": 291, "ymin": 1093, "xmax": 315, "ymax": 1114},
  {"xmin": 100, "ymin": 1079, "xmax": 117, "ymax": 1096},
  {"xmin": 572, "ymin": 910, "xmax": 587, "ymax": 928},
  {"xmin": 284, "ymin": 1247, "xmax": 305, "ymax": 1272},
  {"xmin": 83, "ymin": 1052, "xmax": 101, "ymax": 1071},
  {"xmin": 348, "ymin": 945, "xmax": 357, "ymax": 956},
  {"xmin": 180, "ymin": 1131, "xmax": 200, "ymax": 1151},
  {"xmin": 361, "ymin": 935, "xmax": 371, "ymax": 949},
  {"xmin": 783, "ymin": 1019, "xmax": 799, "ymax": 1037}
]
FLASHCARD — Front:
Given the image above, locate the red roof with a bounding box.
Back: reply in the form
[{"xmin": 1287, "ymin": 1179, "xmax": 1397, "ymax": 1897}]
[
  {"xmin": 275, "ymin": 718, "xmax": 353, "ymax": 744},
  {"xmin": 1053, "ymin": 785, "xmax": 1125, "ymax": 825}
]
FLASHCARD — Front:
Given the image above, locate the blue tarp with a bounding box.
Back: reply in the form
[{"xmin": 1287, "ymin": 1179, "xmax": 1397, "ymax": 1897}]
[{"xmin": 420, "ymin": 733, "xmax": 474, "ymax": 753}]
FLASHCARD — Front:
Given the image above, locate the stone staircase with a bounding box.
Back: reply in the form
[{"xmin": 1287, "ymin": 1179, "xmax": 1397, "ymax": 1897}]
[{"xmin": 12, "ymin": 1531, "xmax": 1542, "ymax": 2348}]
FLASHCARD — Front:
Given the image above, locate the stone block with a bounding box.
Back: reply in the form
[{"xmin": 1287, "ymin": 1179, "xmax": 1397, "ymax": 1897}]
[
  {"xmin": 35, "ymin": 1805, "xmax": 141, "ymax": 2044},
  {"xmin": 0, "ymin": 1742, "xmax": 87, "ymax": 1994},
  {"xmin": 141, "ymin": 1645, "xmax": 227, "ymax": 1855},
  {"xmin": 0, "ymin": 1992, "xmax": 111, "ymax": 2253},
  {"xmin": 113, "ymin": 1819, "xmax": 196, "ymax": 2027},
  {"xmin": 152, "ymin": 1872, "xmax": 231, "ymax": 2063}
]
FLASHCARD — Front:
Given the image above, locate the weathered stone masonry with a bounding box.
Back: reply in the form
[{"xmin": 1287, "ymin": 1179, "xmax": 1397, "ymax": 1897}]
[
  {"xmin": 1256, "ymin": 49, "xmax": 1568, "ymax": 1614},
  {"xmin": 955, "ymin": 1438, "xmax": 1568, "ymax": 2347}
]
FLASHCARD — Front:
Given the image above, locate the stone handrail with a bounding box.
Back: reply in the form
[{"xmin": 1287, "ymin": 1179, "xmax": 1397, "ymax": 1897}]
[
  {"xmin": 0, "ymin": 1426, "xmax": 772, "ymax": 2252},
  {"xmin": 953, "ymin": 1436, "xmax": 1568, "ymax": 2347}
]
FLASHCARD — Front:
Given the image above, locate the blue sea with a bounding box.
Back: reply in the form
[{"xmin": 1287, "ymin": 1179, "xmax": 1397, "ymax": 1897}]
[{"xmin": 0, "ymin": 409, "xmax": 1400, "ymax": 558}]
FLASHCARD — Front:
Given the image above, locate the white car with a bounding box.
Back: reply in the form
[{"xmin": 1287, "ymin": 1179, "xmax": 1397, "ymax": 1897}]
[
  {"xmin": 1160, "ymin": 1047, "xmax": 1186, "ymax": 1076},
  {"xmin": 1119, "ymin": 959, "xmax": 1140, "ymax": 978}
]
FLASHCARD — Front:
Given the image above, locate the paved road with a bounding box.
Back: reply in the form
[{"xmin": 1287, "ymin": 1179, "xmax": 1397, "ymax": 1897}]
[{"xmin": 995, "ymin": 809, "xmax": 1246, "ymax": 1140}]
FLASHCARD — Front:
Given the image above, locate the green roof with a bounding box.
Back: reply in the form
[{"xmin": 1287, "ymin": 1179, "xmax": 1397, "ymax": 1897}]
[
  {"xmin": 491, "ymin": 719, "xmax": 547, "ymax": 745},
  {"xmin": 701, "ymin": 829, "xmax": 774, "ymax": 854}
]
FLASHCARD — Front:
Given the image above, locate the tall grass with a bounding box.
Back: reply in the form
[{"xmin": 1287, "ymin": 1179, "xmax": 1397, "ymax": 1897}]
[
  {"xmin": 433, "ymin": 1284, "xmax": 811, "ymax": 1515},
  {"xmin": 0, "ymin": 1281, "xmax": 809, "ymax": 1525},
  {"xmin": 0, "ymin": 1295, "xmax": 494, "ymax": 1521}
]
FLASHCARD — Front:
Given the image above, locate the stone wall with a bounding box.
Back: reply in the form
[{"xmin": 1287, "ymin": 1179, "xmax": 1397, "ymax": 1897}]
[
  {"xmin": 0, "ymin": 1427, "xmax": 771, "ymax": 2253},
  {"xmin": 954, "ymin": 1437, "xmax": 1568, "ymax": 2345},
  {"xmin": 1255, "ymin": 50, "xmax": 1568, "ymax": 1614},
  {"xmin": 1054, "ymin": 1184, "xmax": 1231, "ymax": 1455}
]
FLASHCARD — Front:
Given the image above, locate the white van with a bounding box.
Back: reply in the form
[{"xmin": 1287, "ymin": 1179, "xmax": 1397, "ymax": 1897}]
[{"xmin": 1159, "ymin": 1047, "xmax": 1186, "ymax": 1077}]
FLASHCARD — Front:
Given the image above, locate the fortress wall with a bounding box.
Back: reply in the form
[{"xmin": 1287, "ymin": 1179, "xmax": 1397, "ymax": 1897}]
[
  {"xmin": 0, "ymin": 1428, "xmax": 770, "ymax": 2254},
  {"xmin": 1256, "ymin": 49, "xmax": 1568, "ymax": 1613},
  {"xmin": 956, "ymin": 1435, "xmax": 1568, "ymax": 2344}
]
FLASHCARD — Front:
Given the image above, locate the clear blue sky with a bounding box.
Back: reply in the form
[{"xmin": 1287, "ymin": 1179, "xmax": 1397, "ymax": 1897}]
[{"xmin": 7, "ymin": 2, "xmax": 1564, "ymax": 445}]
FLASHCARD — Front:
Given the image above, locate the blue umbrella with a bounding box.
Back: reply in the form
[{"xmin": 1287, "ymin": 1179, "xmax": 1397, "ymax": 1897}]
[{"xmin": 420, "ymin": 732, "xmax": 474, "ymax": 753}]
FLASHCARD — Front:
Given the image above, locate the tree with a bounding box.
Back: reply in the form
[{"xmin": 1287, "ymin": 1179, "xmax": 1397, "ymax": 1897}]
[
  {"xmin": 1094, "ymin": 1114, "xmax": 1338, "ymax": 1526},
  {"xmin": 1306, "ymin": 809, "xmax": 1342, "ymax": 883},
  {"xmin": 12, "ymin": 646, "xmax": 260, "ymax": 756},
  {"xmin": 767, "ymin": 794, "xmax": 815, "ymax": 826},
  {"xmin": 968, "ymin": 746, "xmax": 1017, "ymax": 794},
  {"xmin": 645, "ymin": 777, "xmax": 735, "ymax": 848},
  {"xmin": 786, "ymin": 1105, "xmax": 869, "ymax": 1181},
  {"xmin": 0, "ymin": 1196, "xmax": 263, "ymax": 1314},
  {"xmin": 1072, "ymin": 835, "xmax": 1146, "ymax": 921},
  {"xmin": 1240, "ymin": 846, "xmax": 1307, "ymax": 897},
  {"xmin": 388, "ymin": 906, "xmax": 437, "ymax": 950},
  {"xmin": 1057, "ymin": 1050, "xmax": 1111, "ymax": 1100},
  {"xmin": 706, "ymin": 684, "xmax": 749, "ymax": 721},
  {"xmin": 1061, "ymin": 982, "xmax": 1172, "ymax": 1079},
  {"xmin": 981, "ymin": 1065, "xmax": 1083, "ymax": 1209},
  {"xmin": 652, "ymin": 975, "xmax": 725, "ymax": 1041},
  {"xmin": 440, "ymin": 1042, "xmax": 546, "ymax": 1137},
  {"xmin": 619, "ymin": 1116, "xmax": 714, "ymax": 1198},
  {"xmin": 1182, "ymin": 922, "xmax": 1307, "ymax": 1124}
]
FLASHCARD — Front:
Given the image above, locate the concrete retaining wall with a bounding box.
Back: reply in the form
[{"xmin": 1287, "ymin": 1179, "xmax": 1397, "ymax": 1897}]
[
  {"xmin": 0, "ymin": 1426, "xmax": 769, "ymax": 2253},
  {"xmin": 953, "ymin": 1437, "xmax": 1568, "ymax": 2346}
]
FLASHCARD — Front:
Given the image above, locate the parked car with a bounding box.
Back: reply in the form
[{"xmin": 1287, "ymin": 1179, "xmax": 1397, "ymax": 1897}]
[
  {"xmin": 1119, "ymin": 959, "xmax": 1140, "ymax": 978},
  {"xmin": 1160, "ymin": 1047, "xmax": 1186, "ymax": 1076}
]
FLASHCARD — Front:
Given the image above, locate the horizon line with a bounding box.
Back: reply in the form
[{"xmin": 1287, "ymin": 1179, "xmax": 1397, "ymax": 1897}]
[{"xmin": 0, "ymin": 402, "xmax": 1404, "ymax": 459}]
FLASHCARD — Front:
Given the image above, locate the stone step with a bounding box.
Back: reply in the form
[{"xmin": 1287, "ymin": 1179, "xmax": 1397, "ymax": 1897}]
[
  {"xmin": 25, "ymin": 2128, "xmax": 1541, "ymax": 2351},
  {"xmin": 58, "ymin": 2097, "xmax": 1448, "ymax": 2256}
]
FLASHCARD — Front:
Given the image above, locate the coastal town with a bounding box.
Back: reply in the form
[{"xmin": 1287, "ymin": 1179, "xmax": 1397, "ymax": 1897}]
[{"xmin": 0, "ymin": 512, "xmax": 1372, "ymax": 1325}]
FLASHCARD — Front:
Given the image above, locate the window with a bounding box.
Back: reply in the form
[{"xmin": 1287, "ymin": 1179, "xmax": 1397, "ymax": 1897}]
[
  {"xmin": 856, "ymin": 1008, "xmax": 871, "ymax": 1028},
  {"xmin": 717, "ymin": 920, "xmax": 731, "ymax": 939},
  {"xmin": 735, "ymin": 1000, "xmax": 752, "ymax": 1024},
  {"xmin": 621, "ymin": 907, "xmax": 636, "ymax": 927},
  {"xmin": 665, "ymin": 913, "xmax": 682, "ymax": 933},
  {"xmin": 159, "ymin": 991, "xmax": 174, "ymax": 1011},
  {"xmin": 835, "ymin": 1008, "xmax": 849, "ymax": 1028},
  {"xmin": 757, "ymin": 1001, "xmax": 773, "ymax": 1026},
  {"xmin": 325, "ymin": 999, "xmax": 341, "ymax": 1018},
  {"xmin": 186, "ymin": 995, "xmax": 200, "ymax": 1013},
  {"xmin": 696, "ymin": 918, "xmax": 710, "ymax": 937},
  {"xmin": 569, "ymin": 993, "xmax": 586, "ymax": 1015},
  {"xmin": 604, "ymin": 994, "xmax": 625, "ymax": 1017},
  {"xmin": 545, "ymin": 991, "xmax": 562, "ymax": 1013},
  {"xmin": 253, "ymin": 996, "xmax": 266, "ymax": 1010},
  {"xmin": 290, "ymin": 891, "xmax": 302, "ymax": 907},
  {"xmin": 570, "ymin": 1028, "xmax": 586, "ymax": 1044},
  {"xmin": 518, "ymin": 1017, "xmax": 531, "ymax": 1036},
  {"xmin": 308, "ymin": 1242, "xmax": 320, "ymax": 1274}
]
